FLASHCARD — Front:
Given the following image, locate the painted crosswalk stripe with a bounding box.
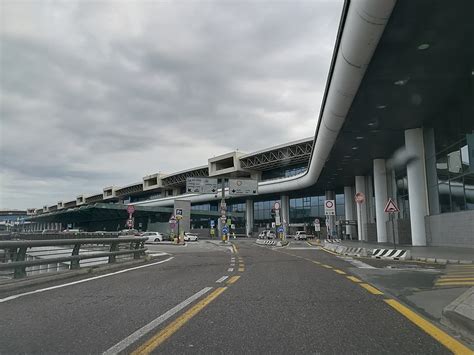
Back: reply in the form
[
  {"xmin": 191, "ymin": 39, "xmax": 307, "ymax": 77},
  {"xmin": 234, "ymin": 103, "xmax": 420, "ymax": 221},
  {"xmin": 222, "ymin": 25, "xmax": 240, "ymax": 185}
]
[{"xmin": 227, "ymin": 268, "xmax": 234, "ymax": 272}]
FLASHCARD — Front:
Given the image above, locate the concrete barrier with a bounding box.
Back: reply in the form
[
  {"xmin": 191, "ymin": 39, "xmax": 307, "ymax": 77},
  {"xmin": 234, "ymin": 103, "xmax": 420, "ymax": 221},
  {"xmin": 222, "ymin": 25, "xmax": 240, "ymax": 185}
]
[
  {"xmin": 442, "ymin": 287, "xmax": 474, "ymax": 342},
  {"xmin": 256, "ymin": 239, "xmax": 277, "ymax": 246},
  {"xmin": 343, "ymin": 247, "xmax": 369, "ymax": 257},
  {"xmin": 372, "ymin": 248, "xmax": 410, "ymax": 260}
]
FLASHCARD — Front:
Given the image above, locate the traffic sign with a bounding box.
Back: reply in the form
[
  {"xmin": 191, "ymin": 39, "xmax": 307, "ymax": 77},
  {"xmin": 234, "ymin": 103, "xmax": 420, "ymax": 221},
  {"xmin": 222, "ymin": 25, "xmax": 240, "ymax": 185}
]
[
  {"xmin": 175, "ymin": 208, "xmax": 183, "ymax": 216},
  {"xmin": 355, "ymin": 192, "xmax": 365, "ymax": 204},
  {"xmin": 324, "ymin": 200, "xmax": 335, "ymax": 215},
  {"xmin": 222, "ymin": 226, "xmax": 229, "ymax": 234},
  {"xmin": 271, "ymin": 222, "xmax": 276, "ymax": 228},
  {"xmin": 277, "ymin": 226, "xmax": 284, "ymax": 233},
  {"xmin": 126, "ymin": 218, "xmax": 134, "ymax": 228},
  {"xmin": 186, "ymin": 177, "xmax": 218, "ymax": 194},
  {"xmin": 384, "ymin": 198, "xmax": 400, "ymax": 213},
  {"xmin": 227, "ymin": 218, "xmax": 232, "ymax": 226},
  {"xmin": 231, "ymin": 224, "xmax": 235, "ymax": 229},
  {"xmin": 314, "ymin": 218, "xmax": 320, "ymax": 225},
  {"xmin": 176, "ymin": 215, "xmax": 183, "ymax": 220},
  {"xmin": 274, "ymin": 202, "xmax": 280, "ymax": 210},
  {"xmin": 228, "ymin": 179, "xmax": 258, "ymax": 195},
  {"xmin": 210, "ymin": 220, "xmax": 215, "ymax": 227},
  {"xmin": 127, "ymin": 205, "xmax": 135, "ymax": 214}
]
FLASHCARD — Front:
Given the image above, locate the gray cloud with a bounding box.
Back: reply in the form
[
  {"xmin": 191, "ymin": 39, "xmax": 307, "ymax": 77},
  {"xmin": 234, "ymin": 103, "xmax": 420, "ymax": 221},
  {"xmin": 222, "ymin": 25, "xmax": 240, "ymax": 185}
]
[{"xmin": 0, "ymin": 0, "xmax": 343, "ymax": 209}]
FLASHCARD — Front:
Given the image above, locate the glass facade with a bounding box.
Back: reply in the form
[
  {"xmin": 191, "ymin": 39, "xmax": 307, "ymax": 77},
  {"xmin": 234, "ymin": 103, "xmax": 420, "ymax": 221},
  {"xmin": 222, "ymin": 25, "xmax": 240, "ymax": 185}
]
[
  {"xmin": 254, "ymin": 199, "xmax": 280, "ymax": 226},
  {"xmin": 430, "ymin": 134, "xmax": 474, "ymax": 213},
  {"xmin": 261, "ymin": 164, "xmax": 307, "ymax": 181},
  {"xmin": 289, "ymin": 194, "xmax": 345, "ymax": 224}
]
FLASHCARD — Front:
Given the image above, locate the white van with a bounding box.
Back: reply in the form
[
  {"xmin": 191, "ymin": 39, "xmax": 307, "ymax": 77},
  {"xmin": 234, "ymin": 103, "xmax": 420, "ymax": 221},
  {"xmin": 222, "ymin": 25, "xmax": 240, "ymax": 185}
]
[{"xmin": 294, "ymin": 231, "xmax": 307, "ymax": 240}]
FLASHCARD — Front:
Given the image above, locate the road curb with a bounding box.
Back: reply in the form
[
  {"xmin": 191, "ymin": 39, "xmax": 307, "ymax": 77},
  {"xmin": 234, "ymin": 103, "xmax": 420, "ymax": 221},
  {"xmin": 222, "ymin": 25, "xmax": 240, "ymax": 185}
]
[{"xmin": 441, "ymin": 287, "xmax": 474, "ymax": 343}]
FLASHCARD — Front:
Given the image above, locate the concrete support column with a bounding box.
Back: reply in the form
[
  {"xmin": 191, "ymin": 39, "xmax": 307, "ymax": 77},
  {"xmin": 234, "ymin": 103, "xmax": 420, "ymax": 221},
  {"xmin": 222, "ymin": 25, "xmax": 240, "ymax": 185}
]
[
  {"xmin": 245, "ymin": 199, "xmax": 254, "ymax": 237},
  {"xmin": 355, "ymin": 176, "xmax": 368, "ymax": 241},
  {"xmin": 280, "ymin": 194, "xmax": 290, "ymax": 237},
  {"xmin": 344, "ymin": 186, "xmax": 355, "ymax": 239},
  {"xmin": 373, "ymin": 159, "xmax": 389, "ymax": 243},
  {"xmin": 280, "ymin": 195, "xmax": 290, "ymax": 225},
  {"xmin": 367, "ymin": 176, "xmax": 376, "ymax": 223},
  {"xmin": 325, "ymin": 190, "xmax": 335, "ymax": 238},
  {"xmin": 405, "ymin": 128, "xmax": 429, "ymax": 246}
]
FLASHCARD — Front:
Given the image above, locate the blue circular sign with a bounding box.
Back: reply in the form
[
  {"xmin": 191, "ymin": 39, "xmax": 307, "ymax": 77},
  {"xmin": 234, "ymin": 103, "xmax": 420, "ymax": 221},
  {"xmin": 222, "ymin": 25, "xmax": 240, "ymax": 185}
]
[
  {"xmin": 222, "ymin": 227, "xmax": 229, "ymax": 234},
  {"xmin": 277, "ymin": 226, "xmax": 284, "ymax": 233}
]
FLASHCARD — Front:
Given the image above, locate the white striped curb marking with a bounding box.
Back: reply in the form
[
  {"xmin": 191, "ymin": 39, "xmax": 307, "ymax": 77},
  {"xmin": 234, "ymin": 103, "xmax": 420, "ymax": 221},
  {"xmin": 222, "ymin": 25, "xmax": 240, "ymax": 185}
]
[{"xmin": 372, "ymin": 248, "xmax": 410, "ymax": 260}]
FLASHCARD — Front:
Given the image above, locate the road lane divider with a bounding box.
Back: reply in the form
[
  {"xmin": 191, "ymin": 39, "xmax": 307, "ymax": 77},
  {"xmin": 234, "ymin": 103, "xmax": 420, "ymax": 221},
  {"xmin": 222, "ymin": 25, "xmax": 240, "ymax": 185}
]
[
  {"xmin": 227, "ymin": 276, "xmax": 241, "ymax": 285},
  {"xmin": 238, "ymin": 267, "xmax": 245, "ymax": 272},
  {"xmin": 384, "ymin": 299, "xmax": 473, "ymax": 355},
  {"xmin": 359, "ymin": 283, "xmax": 383, "ymax": 295},
  {"xmin": 1, "ymin": 257, "xmax": 174, "ymax": 304},
  {"xmin": 131, "ymin": 287, "xmax": 228, "ymax": 355},
  {"xmin": 103, "ymin": 286, "xmax": 212, "ymax": 355},
  {"xmin": 346, "ymin": 276, "xmax": 362, "ymax": 283},
  {"xmin": 215, "ymin": 276, "xmax": 228, "ymax": 283},
  {"xmin": 321, "ymin": 264, "xmax": 333, "ymax": 269},
  {"xmin": 333, "ymin": 269, "xmax": 346, "ymax": 275}
]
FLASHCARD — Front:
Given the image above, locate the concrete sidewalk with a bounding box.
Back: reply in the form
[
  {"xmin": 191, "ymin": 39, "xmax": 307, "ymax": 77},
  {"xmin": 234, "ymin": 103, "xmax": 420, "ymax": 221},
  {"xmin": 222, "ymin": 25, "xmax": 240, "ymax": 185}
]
[{"xmin": 339, "ymin": 240, "xmax": 474, "ymax": 263}]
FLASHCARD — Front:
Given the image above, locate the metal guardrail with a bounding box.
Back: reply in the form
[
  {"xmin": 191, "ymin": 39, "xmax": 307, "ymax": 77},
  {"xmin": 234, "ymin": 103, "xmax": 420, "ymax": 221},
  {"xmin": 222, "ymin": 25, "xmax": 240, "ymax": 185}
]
[
  {"xmin": 1, "ymin": 232, "xmax": 121, "ymax": 241},
  {"xmin": 0, "ymin": 237, "xmax": 147, "ymax": 279}
]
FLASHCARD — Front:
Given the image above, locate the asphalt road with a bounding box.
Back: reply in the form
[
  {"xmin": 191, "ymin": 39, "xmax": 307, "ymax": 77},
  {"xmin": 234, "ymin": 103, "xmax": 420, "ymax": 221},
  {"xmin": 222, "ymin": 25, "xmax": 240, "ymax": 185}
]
[{"xmin": 0, "ymin": 240, "xmax": 464, "ymax": 354}]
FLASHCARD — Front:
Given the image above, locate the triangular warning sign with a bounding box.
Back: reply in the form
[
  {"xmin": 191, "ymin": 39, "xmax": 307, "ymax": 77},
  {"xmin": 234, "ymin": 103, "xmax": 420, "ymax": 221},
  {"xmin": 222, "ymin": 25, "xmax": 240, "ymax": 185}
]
[{"xmin": 384, "ymin": 198, "xmax": 400, "ymax": 213}]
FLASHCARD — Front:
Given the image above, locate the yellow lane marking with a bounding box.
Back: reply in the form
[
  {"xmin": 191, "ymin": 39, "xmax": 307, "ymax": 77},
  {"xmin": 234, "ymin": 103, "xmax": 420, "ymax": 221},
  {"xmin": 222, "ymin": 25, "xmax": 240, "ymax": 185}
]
[
  {"xmin": 435, "ymin": 281, "xmax": 474, "ymax": 286},
  {"xmin": 359, "ymin": 283, "xmax": 384, "ymax": 295},
  {"xmin": 132, "ymin": 287, "xmax": 227, "ymax": 355},
  {"xmin": 384, "ymin": 299, "xmax": 473, "ymax": 355},
  {"xmin": 437, "ymin": 277, "xmax": 474, "ymax": 282},
  {"xmin": 334, "ymin": 269, "xmax": 346, "ymax": 275},
  {"xmin": 321, "ymin": 264, "xmax": 333, "ymax": 269},
  {"xmin": 232, "ymin": 244, "xmax": 238, "ymax": 253},
  {"xmin": 312, "ymin": 261, "xmax": 321, "ymax": 265},
  {"xmin": 226, "ymin": 276, "xmax": 241, "ymax": 284},
  {"xmin": 238, "ymin": 268, "xmax": 245, "ymax": 272},
  {"xmin": 346, "ymin": 276, "xmax": 362, "ymax": 283}
]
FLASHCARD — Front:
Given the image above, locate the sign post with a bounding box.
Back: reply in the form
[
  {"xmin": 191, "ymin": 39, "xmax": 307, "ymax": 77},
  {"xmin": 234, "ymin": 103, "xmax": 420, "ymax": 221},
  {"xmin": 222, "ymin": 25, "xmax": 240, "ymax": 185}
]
[
  {"xmin": 314, "ymin": 218, "xmax": 320, "ymax": 239},
  {"xmin": 175, "ymin": 208, "xmax": 183, "ymax": 244},
  {"xmin": 186, "ymin": 177, "xmax": 218, "ymax": 194},
  {"xmin": 228, "ymin": 179, "xmax": 258, "ymax": 196},
  {"xmin": 384, "ymin": 198, "xmax": 400, "ymax": 250},
  {"xmin": 127, "ymin": 205, "xmax": 135, "ymax": 230}
]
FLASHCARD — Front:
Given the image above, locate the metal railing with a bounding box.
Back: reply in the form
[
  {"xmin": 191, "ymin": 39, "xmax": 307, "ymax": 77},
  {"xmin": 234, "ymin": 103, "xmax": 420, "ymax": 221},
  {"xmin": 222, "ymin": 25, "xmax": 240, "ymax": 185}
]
[{"xmin": 0, "ymin": 237, "xmax": 147, "ymax": 279}]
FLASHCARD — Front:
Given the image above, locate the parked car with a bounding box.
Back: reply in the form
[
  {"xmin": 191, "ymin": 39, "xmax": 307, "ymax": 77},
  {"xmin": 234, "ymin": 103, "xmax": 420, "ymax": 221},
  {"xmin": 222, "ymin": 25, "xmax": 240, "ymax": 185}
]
[
  {"xmin": 142, "ymin": 231, "xmax": 164, "ymax": 242},
  {"xmin": 294, "ymin": 231, "xmax": 308, "ymax": 240},
  {"xmin": 184, "ymin": 232, "xmax": 199, "ymax": 241}
]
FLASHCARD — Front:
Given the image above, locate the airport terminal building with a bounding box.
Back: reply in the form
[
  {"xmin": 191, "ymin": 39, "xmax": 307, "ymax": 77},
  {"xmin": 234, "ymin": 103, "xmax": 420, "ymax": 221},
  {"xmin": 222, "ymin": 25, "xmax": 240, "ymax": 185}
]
[{"xmin": 25, "ymin": 0, "xmax": 473, "ymax": 248}]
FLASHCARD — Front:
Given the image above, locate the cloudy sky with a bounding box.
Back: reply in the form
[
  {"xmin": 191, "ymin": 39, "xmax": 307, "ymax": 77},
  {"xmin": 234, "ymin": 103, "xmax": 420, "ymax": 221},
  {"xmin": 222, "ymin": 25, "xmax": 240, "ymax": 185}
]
[{"xmin": 0, "ymin": 0, "xmax": 343, "ymax": 209}]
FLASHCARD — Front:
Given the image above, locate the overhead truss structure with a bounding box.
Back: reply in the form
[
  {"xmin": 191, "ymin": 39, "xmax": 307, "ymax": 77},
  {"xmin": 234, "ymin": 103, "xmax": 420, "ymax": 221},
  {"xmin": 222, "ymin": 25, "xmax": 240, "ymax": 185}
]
[
  {"xmin": 161, "ymin": 167, "xmax": 209, "ymax": 187},
  {"xmin": 116, "ymin": 183, "xmax": 143, "ymax": 197},
  {"xmin": 240, "ymin": 141, "xmax": 313, "ymax": 171}
]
